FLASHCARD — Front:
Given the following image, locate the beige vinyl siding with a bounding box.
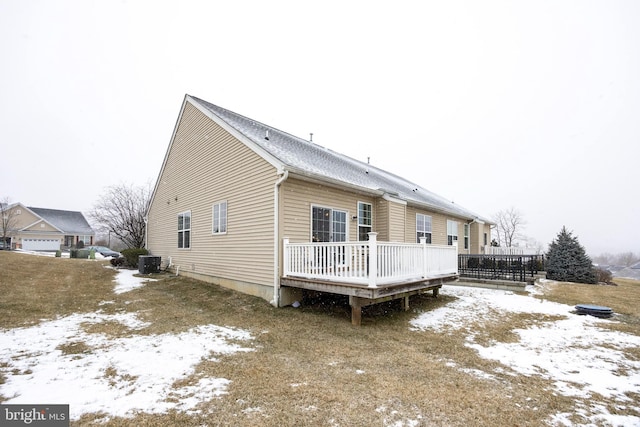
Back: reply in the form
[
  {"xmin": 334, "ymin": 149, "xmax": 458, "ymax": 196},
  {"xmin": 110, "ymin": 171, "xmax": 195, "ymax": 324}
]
[
  {"xmin": 23, "ymin": 221, "xmax": 59, "ymax": 232},
  {"xmin": 431, "ymin": 213, "xmax": 448, "ymax": 246},
  {"xmin": 480, "ymin": 223, "xmax": 489, "ymax": 253},
  {"xmin": 376, "ymin": 199, "xmax": 389, "ymax": 241},
  {"xmin": 405, "ymin": 206, "xmax": 474, "ymax": 253},
  {"xmin": 147, "ymin": 102, "xmax": 278, "ymax": 293},
  {"xmin": 375, "ymin": 198, "xmax": 405, "ymax": 242},
  {"xmin": 387, "ymin": 200, "xmax": 405, "ymax": 242},
  {"xmin": 9, "ymin": 208, "xmax": 44, "ymax": 231},
  {"xmin": 281, "ymin": 177, "xmax": 375, "ymax": 243},
  {"xmin": 470, "ymin": 221, "xmax": 482, "ymax": 254}
]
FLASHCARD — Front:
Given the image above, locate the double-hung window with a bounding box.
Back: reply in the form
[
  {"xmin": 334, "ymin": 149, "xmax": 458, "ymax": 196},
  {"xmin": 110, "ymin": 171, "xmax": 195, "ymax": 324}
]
[
  {"xmin": 464, "ymin": 223, "xmax": 469, "ymax": 250},
  {"xmin": 416, "ymin": 214, "xmax": 432, "ymax": 243},
  {"xmin": 78, "ymin": 235, "xmax": 92, "ymax": 245},
  {"xmin": 357, "ymin": 202, "xmax": 372, "ymax": 241},
  {"xmin": 447, "ymin": 219, "xmax": 458, "ymax": 246},
  {"xmin": 212, "ymin": 201, "xmax": 227, "ymax": 234},
  {"xmin": 178, "ymin": 211, "xmax": 191, "ymax": 248}
]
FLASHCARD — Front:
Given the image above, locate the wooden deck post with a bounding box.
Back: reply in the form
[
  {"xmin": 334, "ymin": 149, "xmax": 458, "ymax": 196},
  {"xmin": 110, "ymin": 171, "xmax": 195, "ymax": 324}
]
[
  {"xmin": 350, "ymin": 296, "xmax": 362, "ymax": 326},
  {"xmin": 401, "ymin": 295, "xmax": 410, "ymax": 311}
]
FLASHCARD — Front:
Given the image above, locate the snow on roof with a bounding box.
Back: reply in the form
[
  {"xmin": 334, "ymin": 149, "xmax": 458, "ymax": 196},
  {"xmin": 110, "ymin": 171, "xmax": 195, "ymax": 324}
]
[
  {"xmin": 189, "ymin": 96, "xmax": 490, "ymax": 222},
  {"xmin": 28, "ymin": 207, "xmax": 94, "ymax": 234}
]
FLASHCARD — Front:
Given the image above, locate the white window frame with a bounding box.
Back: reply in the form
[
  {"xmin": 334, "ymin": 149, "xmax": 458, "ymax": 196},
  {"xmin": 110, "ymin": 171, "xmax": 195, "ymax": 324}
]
[
  {"xmin": 447, "ymin": 219, "xmax": 458, "ymax": 246},
  {"xmin": 357, "ymin": 201, "xmax": 372, "ymax": 241},
  {"xmin": 416, "ymin": 213, "xmax": 432, "ymax": 244},
  {"xmin": 212, "ymin": 201, "xmax": 227, "ymax": 234},
  {"xmin": 464, "ymin": 223, "xmax": 469, "ymax": 250},
  {"xmin": 178, "ymin": 211, "xmax": 191, "ymax": 249},
  {"xmin": 310, "ymin": 205, "xmax": 348, "ymax": 242}
]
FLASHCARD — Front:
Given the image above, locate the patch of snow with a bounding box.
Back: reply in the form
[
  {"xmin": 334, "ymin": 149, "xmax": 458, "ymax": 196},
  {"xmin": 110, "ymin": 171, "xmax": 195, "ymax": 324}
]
[
  {"xmin": 376, "ymin": 403, "xmax": 423, "ymax": 427},
  {"xmin": 410, "ymin": 284, "xmax": 640, "ymax": 426},
  {"xmin": 168, "ymin": 377, "xmax": 232, "ymax": 415},
  {"xmin": 14, "ymin": 249, "xmax": 67, "ymax": 258},
  {"xmin": 112, "ymin": 268, "xmax": 157, "ymax": 294},
  {"xmin": 0, "ymin": 269, "xmax": 254, "ymax": 421}
]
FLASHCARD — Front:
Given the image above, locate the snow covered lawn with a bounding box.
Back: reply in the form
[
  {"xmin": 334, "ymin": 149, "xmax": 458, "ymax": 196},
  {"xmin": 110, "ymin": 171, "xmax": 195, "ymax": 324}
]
[
  {"xmin": 0, "ymin": 269, "xmax": 254, "ymax": 422},
  {"xmin": 0, "ymin": 254, "xmax": 638, "ymax": 426},
  {"xmin": 410, "ymin": 283, "xmax": 640, "ymax": 426}
]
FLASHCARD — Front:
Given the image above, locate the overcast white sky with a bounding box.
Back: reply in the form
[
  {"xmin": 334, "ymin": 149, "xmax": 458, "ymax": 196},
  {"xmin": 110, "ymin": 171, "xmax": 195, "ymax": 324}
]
[{"xmin": 1, "ymin": 0, "xmax": 638, "ymax": 255}]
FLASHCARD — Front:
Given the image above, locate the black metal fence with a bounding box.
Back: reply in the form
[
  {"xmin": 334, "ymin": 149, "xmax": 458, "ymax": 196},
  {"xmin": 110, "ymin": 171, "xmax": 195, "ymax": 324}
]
[{"xmin": 458, "ymin": 254, "xmax": 545, "ymax": 282}]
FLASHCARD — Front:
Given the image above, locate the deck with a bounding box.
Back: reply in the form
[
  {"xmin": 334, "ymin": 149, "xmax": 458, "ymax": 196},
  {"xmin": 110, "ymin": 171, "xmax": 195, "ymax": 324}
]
[{"xmin": 282, "ymin": 233, "xmax": 459, "ymax": 325}]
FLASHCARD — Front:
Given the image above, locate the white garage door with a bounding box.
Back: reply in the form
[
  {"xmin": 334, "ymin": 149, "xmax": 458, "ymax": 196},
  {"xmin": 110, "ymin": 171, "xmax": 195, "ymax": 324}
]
[{"xmin": 22, "ymin": 238, "xmax": 60, "ymax": 251}]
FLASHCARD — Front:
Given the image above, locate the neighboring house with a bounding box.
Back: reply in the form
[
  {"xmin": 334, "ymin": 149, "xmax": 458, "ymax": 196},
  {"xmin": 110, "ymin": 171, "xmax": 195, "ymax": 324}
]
[
  {"xmin": 2, "ymin": 203, "xmax": 94, "ymax": 251},
  {"xmin": 147, "ymin": 95, "xmax": 493, "ymax": 324},
  {"xmin": 614, "ymin": 262, "xmax": 640, "ymax": 281}
]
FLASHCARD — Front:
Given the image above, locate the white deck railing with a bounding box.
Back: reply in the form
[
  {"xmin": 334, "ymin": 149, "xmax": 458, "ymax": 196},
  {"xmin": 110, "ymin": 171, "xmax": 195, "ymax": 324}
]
[
  {"xmin": 484, "ymin": 246, "xmax": 541, "ymax": 255},
  {"xmin": 283, "ymin": 233, "xmax": 458, "ymax": 288}
]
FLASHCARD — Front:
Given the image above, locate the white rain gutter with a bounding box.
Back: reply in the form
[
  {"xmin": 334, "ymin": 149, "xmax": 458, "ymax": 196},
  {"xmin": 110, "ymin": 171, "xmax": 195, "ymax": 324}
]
[{"xmin": 272, "ymin": 170, "xmax": 289, "ymax": 307}]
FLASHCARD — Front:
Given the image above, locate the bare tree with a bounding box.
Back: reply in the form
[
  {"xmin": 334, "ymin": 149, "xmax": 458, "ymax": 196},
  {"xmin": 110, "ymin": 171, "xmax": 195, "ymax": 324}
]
[
  {"xmin": 88, "ymin": 183, "xmax": 150, "ymax": 249},
  {"xmin": 523, "ymin": 236, "xmax": 545, "ymax": 255},
  {"xmin": 615, "ymin": 252, "xmax": 639, "ymax": 267},
  {"xmin": 1, "ymin": 197, "xmax": 19, "ymax": 249},
  {"xmin": 592, "ymin": 252, "xmax": 639, "ymax": 267},
  {"xmin": 591, "ymin": 252, "xmax": 613, "ymax": 266},
  {"xmin": 492, "ymin": 207, "xmax": 526, "ymax": 247}
]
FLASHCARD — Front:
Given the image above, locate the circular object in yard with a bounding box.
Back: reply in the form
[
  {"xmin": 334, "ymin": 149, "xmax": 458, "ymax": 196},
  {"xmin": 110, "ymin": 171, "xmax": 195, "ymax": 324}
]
[{"xmin": 575, "ymin": 304, "xmax": 613, "ymax": 318}]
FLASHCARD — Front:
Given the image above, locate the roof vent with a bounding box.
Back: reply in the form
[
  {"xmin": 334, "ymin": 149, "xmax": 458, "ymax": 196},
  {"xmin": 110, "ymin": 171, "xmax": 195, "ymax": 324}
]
[
  {"xmin": 264, "ymin": 130, "xmax": 270, "ymax": 140},
  {"xmin": 310, "ymin": 133, "xmax": 313, "ymax": 142}
]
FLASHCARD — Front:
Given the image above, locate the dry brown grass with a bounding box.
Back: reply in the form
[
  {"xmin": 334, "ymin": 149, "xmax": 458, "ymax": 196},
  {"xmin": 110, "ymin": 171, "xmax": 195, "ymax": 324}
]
[
  {"xmin": 0, "ymin": 251, "xmax": 117, "ymax": 328},
  {"xmin": 535, "ymin": 277, "xmax": 640, "ymax": 317},
  {"xmin": 1, "ymin": 251, "xmax": 639, "ymax": 426}
]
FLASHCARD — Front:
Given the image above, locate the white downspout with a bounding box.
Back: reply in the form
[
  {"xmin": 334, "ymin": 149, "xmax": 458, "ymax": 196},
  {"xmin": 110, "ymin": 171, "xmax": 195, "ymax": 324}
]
[
  {"xmin": 272, "ymin": 170, "xmax": 289, "ymax": 307},
  {"xmin": 466, "ymin": 219, "xmax": 476, "ymax": 254},
  {"xmin": 143, "ymin": 216, "xmax": 149, "ymax": 249}
]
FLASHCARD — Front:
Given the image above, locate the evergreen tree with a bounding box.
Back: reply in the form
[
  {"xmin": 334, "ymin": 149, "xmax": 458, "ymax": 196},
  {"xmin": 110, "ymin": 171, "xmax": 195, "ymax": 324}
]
[{"xmin": 546, "ymin": 226, "xmax": 597, "ymax": 284}]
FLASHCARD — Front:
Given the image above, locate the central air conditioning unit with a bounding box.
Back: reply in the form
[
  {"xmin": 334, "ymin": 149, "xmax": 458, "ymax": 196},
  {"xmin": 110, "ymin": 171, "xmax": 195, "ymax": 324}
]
[{"xmin": 138, "ymin": 255, "xmax": 161, "ymax": 274}]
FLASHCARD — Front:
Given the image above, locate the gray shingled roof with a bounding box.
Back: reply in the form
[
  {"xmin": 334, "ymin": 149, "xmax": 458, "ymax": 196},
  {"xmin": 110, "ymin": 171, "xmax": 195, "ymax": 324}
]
[
  {"xmin": 28, "ymin": 207, "xmax": 94, "ymax": 235},
  {"xmin": 190, "ymin": 95, "xmax": 490, "ymax": 222}
]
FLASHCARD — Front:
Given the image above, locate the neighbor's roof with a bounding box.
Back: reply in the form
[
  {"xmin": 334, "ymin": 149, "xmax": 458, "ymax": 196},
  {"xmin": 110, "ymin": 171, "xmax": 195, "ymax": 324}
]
[
  {"xmin": 189, "ymin": 95, "xmax": 490, "ymax": 222},
  {"xmin": 28, "ymin": 207, "xmax": 94, "ymax": 235}
]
